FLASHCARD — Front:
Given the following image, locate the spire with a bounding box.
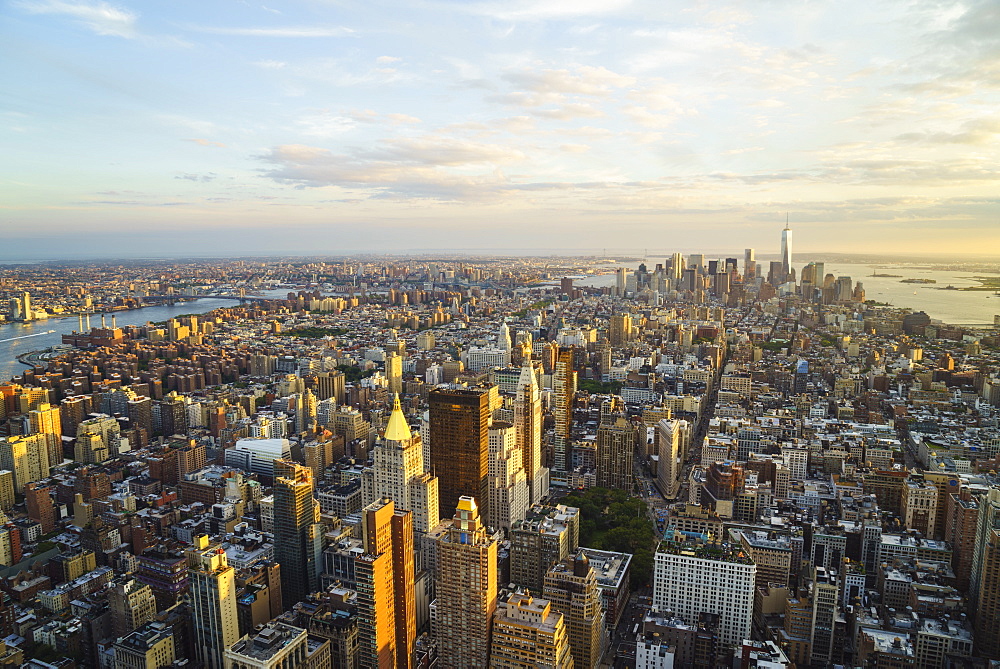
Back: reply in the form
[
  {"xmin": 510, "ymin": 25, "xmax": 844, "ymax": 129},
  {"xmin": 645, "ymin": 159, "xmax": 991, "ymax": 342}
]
[
  {"xmin": 499, "ymin": 321, "xmax": 512, "ymax": 351},
  {"xmin": 383, "ymin": 394, "xmax": 412, "ymax": 442},
  {"xmin": 517, "ymin": 362, "xmax": 536, "ymax": 393}
]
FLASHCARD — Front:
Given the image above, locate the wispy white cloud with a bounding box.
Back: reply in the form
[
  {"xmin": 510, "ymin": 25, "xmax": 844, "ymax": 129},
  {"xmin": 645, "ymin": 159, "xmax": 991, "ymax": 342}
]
[
  {"xmin": 15, "ymin": 0, "xmax": 137, "ymax": 38},
  {"xmin": 189, "ymin": 25, "xmax": 354, "ymax": 38},
  {"xmin": 458, "ymin": 0, "xmax": 633, "ymax": 22},
  {"xmin": 184, "ymin": 138, "xmax": 226, "ymax": 148}
]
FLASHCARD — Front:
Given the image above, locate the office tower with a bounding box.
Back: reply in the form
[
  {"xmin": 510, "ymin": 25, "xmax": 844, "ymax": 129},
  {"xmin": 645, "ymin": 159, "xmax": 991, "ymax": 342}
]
[
  {"xmin": 810, "ymin": 567, "xmax": 838, "ymax": 666},
  {"xmin": 315, "ymin": 370, "xmax": 347, "ymax": 403},
  {"xmin": 363, "ymin": 395, "xmax": 439, "ymax": 534},
  {"xmin": 552, "ymin": 349, "xmax": 576, "ymax": 475},
  {"xmin": 664, "ymin": 252, "xmax": 680, "ymax": 283},
  {"xmin": 296, "ymin": 387, "xmax": 318, "ymax": 433},
  {"xmin": 113, "ymin": 623, "xmax": 176, "ymax": 669},
  {"xmin": 25, "ymin": 483, "xmax": 56, "ymax": 534},
  {"xmin": 355, "ymin": 498, "xmax": 416, "ymax": 669},
  {"xmin": 511, "ymin": 505, "xmax": 580, "ymax": 593},
  {"xmin": 108, "ymin": 576, "xmax": 158, "ymax": 638},
  {"xmin": 498, "ymin": 321, "xmax": 512, "ymax": 352},
  {"xmin": 743, "ymin": 248, "xmax": 755, "ymax": 277},
  {"xmin": 686, "ymin": 253, "xmax": 703, "ymax": 274},
  {"xmin": 225, "ymin": 438, "xmax": 292, "ymax": 480},
  {"xmin": 333, "ymin": 407, "xmax": 372, "ymax": 446},
  {"xmin": 514, "ymin": 363, "xmax": 548, "ymax": 504},
  {"xmin": 489, "ymin": 592, "xmax": 573, "ymax": 669},
  {"xmin": 0, "ymin": 471, "xmax": 13, "ymax": 512},
  {"xmin": 544, "ymin": 552, "xmax": 606, "ymax": 669},
  {"xmin": 972, "ymin": 488, "xmax": 1000, "ymax": 658},
  {"xmin": 385, "ymin": 352, "xmax": 403, "ymax": 397},
  {"xmin": 187, "ymin": 534, "xmax": 240, "ymax": 668},
  {"xmin": 596, "ymin": 415, "xmax": 638, "ymax": 492},
  {"xmin": 781, "ymin": 222, "xmax": 792, "ymax": 276},
  {"xmin": 487, "ymin": 421, "xmax": 530, "ymax": 533},
  {"xmin": 615, "ymin": 267, "xmax": 627, "ymax": 297},
  {"xmin": 608, "ymin": 313, "xmax": 632, "ymax": 346},
  {"xmin": 434, "ymin": 497, "xmax": 498, "ymax": 668},
  {"xmin": 0, "ymin": 434, "xmax": 50, "ymax": 492},
  {"xmin": 428, "ymin": 386, "xmax": 491, "ymax": 521},
  {"xmin": 656, "ymin": 418, "xmax": 687, "ymax": 498},
  {"xmin": 974, "ymin": 522, "xmax": 1000, "ymax": 659},
  {"xmin": 767, "ymin": 260, "xmax": 785, "ymax": 287},
  {"xmin": 652, "ymin": 536, "xmax": 756, "ymax": 648},
  {"xmin": 273, "ymin": 459, "xmax": 323, "ymax": 607},
  {"xmin": 28, "ymin": 402, "xmax": 62, "ymax": 468}
]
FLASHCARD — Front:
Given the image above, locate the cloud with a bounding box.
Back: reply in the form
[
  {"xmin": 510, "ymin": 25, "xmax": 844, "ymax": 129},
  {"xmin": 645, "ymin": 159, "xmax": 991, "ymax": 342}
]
[
  {"xmin": 530, "ymin": 103, "xmax": 604, "ymax": 120},
  {"xmin": 376, "ymin": 56, "xmax": 402, "ymax": 64},
  {"xmin": 185, "ymin": 138, "xmax": 226, "ymax": 148},
  {"xmin": 502, "ymin": 66, "xmax": 635, "ymax": 97},
  {"xmin": 16, "ymin": 0, "xmax": 137, "ymax": 38},
  {"xmin": 459, "ymin": 0, "xmax": 633, "ymax": 21},
  {"xmin": 188, "ymin": 25, "xmax": 354, "ymax": 38},
  {"xmin": 385, "ymin": 113, "xmax": 421, "ymax": 125},
  {"xmin": 259, "ymin": 138, "xmax": 527, "ymax": 201},
  {"xmin": 175, "ymin": 173, "xmax": 217, "ymax": 182},
  {"xmin": 894, "ymin": 117, "xmax": 1000, "ymax": 145}
]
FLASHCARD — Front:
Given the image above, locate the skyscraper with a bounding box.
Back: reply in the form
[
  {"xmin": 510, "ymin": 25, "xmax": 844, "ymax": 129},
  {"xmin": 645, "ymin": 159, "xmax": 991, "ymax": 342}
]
[
  {"xmin": 743, "ymin": 248, "xmax": 755, "ymax": 278},
  {"xmin": 28, "ymin": 402, "xmax": 62, "ymax": 468},
  {"xmin": 434, "ymin": 497, "xmax": 498, "ymax": 668},
  {"xmin": 385, "ymin": 352, "xmax": 403, "ymax": 397},
  {"xmin": 0, "ymin": 434, "xmax": 50, "ymax": 492},
  {"xmin": 552, "ymin": 349, "xmax": 576, "ymax": 476},
  {"xmin": 487, "ymin": 421, "xmax": 530, "ymax": 533},
  {"xmin": 608, "ymin": 313, "xmax": 633, "ymax": 346},
  {"xmin": 273, "ymin": 459, "xmax": 323, "ymax": 607},
  {"xmin": 781, "ymin": 222, "xmax": 792, "ymax": 276},
  {"xmin": 428, "ymin": 387, "xmax": 491, "ymax": 521},
  {"xmin": 544, "ymin": 552, "xmax": 606, "ymax": 669},
  {"xmin": 514, "ymin": 363, "xmax": 548, "ymax": 504},
  {"xmin": 498, "ymin": 321, "xmax": 512, "ymax": 352},
  {"xmin": 187, "ymin": 534, "xmax": 240, "ymax": 668},
  {"xmin": 810, "ymin": 566, "xmax": 839, "ymax": 666},
  {"xmin": 971, "ymin": 488, "xmax": 1000, "ymax": 658},
  {"xmin": 363, "ymin": 395, "xmax": 439, "ymax": 534},
  {"xmin": 355, "ymin": 498, "xmax": 416, "ymax": 669},
  {"xmin": 596, "ymin": 415, "xmax": 638, "ymax": 492},
  {"xmin": 655, "ymin": 418, "xmax": 688, "ymax": 498}
]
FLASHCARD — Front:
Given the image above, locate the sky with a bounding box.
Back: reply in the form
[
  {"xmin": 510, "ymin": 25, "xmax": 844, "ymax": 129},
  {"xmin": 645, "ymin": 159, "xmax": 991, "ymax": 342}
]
[{"xmin": 2, "ymin": 0, "xmax": 999, "ymax": 259}]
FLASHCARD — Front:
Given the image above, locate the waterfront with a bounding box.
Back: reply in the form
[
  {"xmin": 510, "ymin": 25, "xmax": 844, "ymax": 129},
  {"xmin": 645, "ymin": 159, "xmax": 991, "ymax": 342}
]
[
  {"xmin": 0, "ymin": 298, "xmax": 241, "ymax": 382},
  {"xmin": 577, "ymin": 262, "xmax": 1000, "ymax": 326}
]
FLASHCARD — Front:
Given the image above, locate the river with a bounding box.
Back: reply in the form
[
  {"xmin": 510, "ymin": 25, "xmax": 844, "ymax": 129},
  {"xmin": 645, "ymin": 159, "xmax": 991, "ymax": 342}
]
[
  {"xmin": 576, "ymin": 262, "xmax": 1000, "ymax": 326},
  {"xmin": 0, "ymin": 297, "xmax": 243, "ymax": 382}
]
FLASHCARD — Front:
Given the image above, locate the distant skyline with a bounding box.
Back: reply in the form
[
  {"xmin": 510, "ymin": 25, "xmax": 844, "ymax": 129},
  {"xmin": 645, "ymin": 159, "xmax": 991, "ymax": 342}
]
[{"xmin": 3, "ymin": 0, "xmax": 999, "ymax": 257}]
